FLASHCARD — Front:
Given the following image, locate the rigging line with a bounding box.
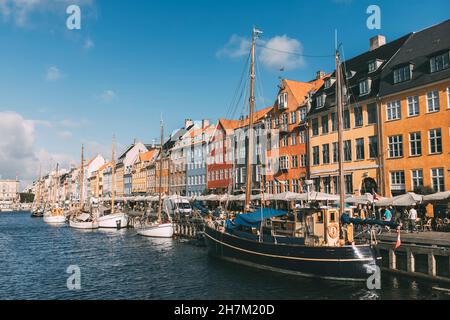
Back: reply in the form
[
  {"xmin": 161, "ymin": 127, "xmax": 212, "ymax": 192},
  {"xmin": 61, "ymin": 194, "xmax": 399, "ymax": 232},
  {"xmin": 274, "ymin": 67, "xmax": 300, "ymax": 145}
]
[
  {"xmin": 256, "ymin": 43, "xmax": 334, "ymax": 58},
  {"xmin": 224, "ymin": 51, "xmax": 251, "ymax": 120},
  {"xmin": 341, "ymin": 45, "xmax": 361, "ymax": 110},
  {"xmin": 254, "ymin": 53, "xmax": 268, "ymax": 108}
]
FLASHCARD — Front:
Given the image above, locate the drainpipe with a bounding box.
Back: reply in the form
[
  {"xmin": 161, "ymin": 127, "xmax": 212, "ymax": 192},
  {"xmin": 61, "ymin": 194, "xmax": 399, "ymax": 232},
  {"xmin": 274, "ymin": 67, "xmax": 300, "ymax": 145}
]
[{"xmin": 376, "ymin": 95, "xmax": 386, "ymax": 196}]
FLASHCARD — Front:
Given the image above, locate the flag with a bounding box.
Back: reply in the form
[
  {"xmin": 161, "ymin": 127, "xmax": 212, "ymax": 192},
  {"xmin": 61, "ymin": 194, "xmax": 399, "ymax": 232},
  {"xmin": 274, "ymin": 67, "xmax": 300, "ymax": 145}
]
[{"xmin": 395, "ymin": 229, "xmax": 401, "ymax": 249}]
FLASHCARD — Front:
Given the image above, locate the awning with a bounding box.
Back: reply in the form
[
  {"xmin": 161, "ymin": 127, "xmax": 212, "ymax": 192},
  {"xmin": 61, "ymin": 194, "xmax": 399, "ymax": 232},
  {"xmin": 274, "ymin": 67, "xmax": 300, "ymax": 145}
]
[
  {"xmin": 423, "ymin": 191, "xmax": 450, "ymax": 202},
  {"xmin": 229, "ymin": 208, "xmax": 288, "ymax": 229}
]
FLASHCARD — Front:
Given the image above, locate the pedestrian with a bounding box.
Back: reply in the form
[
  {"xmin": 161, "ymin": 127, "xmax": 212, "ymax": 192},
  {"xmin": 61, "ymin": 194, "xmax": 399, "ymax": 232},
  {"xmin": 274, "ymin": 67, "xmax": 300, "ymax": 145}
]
[
  {"xmin": 384, "ymin": 206, "xmax": 392, "ymax": 222},
  {"xmin": 408, "ymin": 205, "xmax": 418, "ymax": 233},
  {"xmin": 360, "ymin": 205, "xmax": 367, "ymax": 220}
]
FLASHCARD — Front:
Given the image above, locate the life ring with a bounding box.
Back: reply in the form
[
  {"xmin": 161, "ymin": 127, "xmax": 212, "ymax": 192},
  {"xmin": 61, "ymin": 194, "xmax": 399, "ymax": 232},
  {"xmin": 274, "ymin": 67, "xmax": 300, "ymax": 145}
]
[{"xmin": 327, "ymin": 224, "xmax": 339, "ymax": 239}]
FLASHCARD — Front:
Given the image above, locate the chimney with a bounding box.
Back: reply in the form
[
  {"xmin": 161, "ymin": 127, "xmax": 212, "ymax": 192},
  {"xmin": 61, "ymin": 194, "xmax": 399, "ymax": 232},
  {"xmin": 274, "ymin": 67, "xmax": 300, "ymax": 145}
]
[
  {"xmin": 202, "ymin": 119, "xmax": 210, "ymax": 129},
  {"xmin": 184, "ymin": 118, "xmax": 193, "ymax": 129},
  {"xmin": 370, "ymin": 35, "xmax": 386, "ymax": 51},
  {"xmin": 316, "ymin": 71, "xmax": 326, "ymax": 80}
]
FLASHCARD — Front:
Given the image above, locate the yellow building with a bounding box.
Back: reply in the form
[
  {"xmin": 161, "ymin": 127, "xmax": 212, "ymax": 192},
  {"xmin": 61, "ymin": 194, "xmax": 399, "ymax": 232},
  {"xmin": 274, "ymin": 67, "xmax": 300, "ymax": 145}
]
[
  {"xmin": 378, "ymin": 20, "xmax": 450, "ymax": 196},
  {"xmin": 115, "ymin": 163, "xmax": 124, "ymax": 197},
  {"xmin": 132, "ymin": 150, "xmax": 156, "ymax": 195}
]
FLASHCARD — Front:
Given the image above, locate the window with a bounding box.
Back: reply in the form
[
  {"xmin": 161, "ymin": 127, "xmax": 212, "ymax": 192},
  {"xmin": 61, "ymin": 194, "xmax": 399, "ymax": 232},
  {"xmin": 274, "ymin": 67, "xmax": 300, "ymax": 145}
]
[
  {"xmin": 282, "ymin": 135, "xmax": 289, "ymax": 147},
  {"xmin": 299, "ymin": 131, "xmax": 306, "ymax": 144},
  {"xmin": 447, "ymin": 87, "xmax": 450, "ymax": 109},
  {"xmin": 279, "ymin": 156, "xmax": 289, "ymax": 170},
  {"xmin": 354, "ymin": 106, "xmax": 363, "ymax": 127},
  {"xmin": 411, "ymin": 169, "xmax": 423, "ymax": 189},
  {"xmin": 426, "ymin": 91, "xmax": 440, "ymax": 112},
  {"xmin": 312, "ymin": 146, "xmax": 320, "ymax": 165},
  {"xmin": 291, "ymin": 155, "xmax": 298, "ymax": 168},
  {"xmin": 282, "ymin": 113, "xmax": 288, "ymax": 125},
  {"xmin": 275, "ymin": 181, "xmax": 281, "ymax": 194},
  {"xmin": 430, "ymin": 52, "xmax": 449, "ymax": 73},
  {"xmin": 300, "ymin": 154, "xmax": 307, "ymax": 167},
  {"xmin": 332, "ymin": 142, "xmax": 338, "ymax": 163},
  {"xmin": 387, "ymin": 101, "xmax": 401, "ymax": 120},
  {"xmin": 393, "ymin": 65, "xmax": 412, "ymax": 83},
  {"xmin": 292, "ymin": 180, "xmax": 299, "ymax": 193},
  {"xmin": 344, "ymin": 140, "xmax": 352, "ymax": 161},
  {"xmin": 388, "ymin": 135, "xmax": 403, "ymax": 158},
  {"xmin": 316, "ymin": 94, "xmax": 326, "ymax": 108},
  {"xmin": 431, "ymin": 168, "xmax": 445, "ymax": 192},
  {"xmin": 321, "ymin": 115, "xmax": 329, "ymax": 134},
  {"xmin": 367, "ymin": 103, "xmax": 377, "ymax": 124},
  {"xmin": 323, "ymin": 177, "xmax": 331, "ymax": 194},
  {"xmin": 331, "ymin": 112, "xmax": 337, "ymax": 131},
  {"xmin": 407, "ymin": 96, "xmax": 419, "ymax": 116},
  {"xmin": 368, "ymin": 60, "xmax": 377, "ymax": 73},
  {"xmin": 312, "ymin": 118, "xmax": 319, "ymax": 136},
  {"xmin": 284, "ymin": 180, "xmax": 290, "ymax": 192},
  {"xmin": 359, "ymin": 79, "xmax": 370, "ymax": 95},
  {"xmin": 369, "ymin": 136, "xmax": 378, "ymax": 158},
  {"xmin": 356, "ymin": 138, "xmax": 365, "ymax": 160},
  {"xmin": 291, "ymin": 133, "xmax": 297, "ymax": 146},
  {"xmin": 391, "ymin": 171, "xmax": 405, "ymax": 191},
  {"xmin": 290, "ymin": 111, "xmax": 297, "ymax": 124},
  {"xmin": 409, "ymin": 132, "xmax": 422, "ymax": 156},
  {"xmin": 429, "ymin": 128, "xmax": 442, "ymax": 154},
  {"xmin": 343, "ymin": 110, "xmax": 350, "ymax": 129},
  {"xmin": 345, "ymin": 175, "xmax": 353, "ymax": 194},
  {"xmin": 313, "ymin": 178, "xmax": 321, "ymax": 192},
  {"xmin": 299, "ymin": 107, "xmax": 307, "ymax": 122},
  {"xmin": 322, "ymin": 144, "xmax": 330, "ymax": 164},
  {"xmin": 274, "ymin": 117, "xmax": 279, "ymax": 128},
  {"xmin": 278, "ymin": 92, "xmax": 288, "ymax": 109}
]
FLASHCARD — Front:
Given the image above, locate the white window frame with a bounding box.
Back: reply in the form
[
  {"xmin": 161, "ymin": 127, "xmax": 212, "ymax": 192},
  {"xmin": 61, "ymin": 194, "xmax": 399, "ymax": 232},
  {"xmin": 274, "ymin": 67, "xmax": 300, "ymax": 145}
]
[
  {"xmin": 411, "ymin": 169, "xmax": 423, "ymax": 189},
  {"xmin": 430, "ymin": 52, "xmax": 449, "ymax": 73},
  {"xmin": 428, "ymin": 128, "xmax": 442, "ymax": 154},
  {"xmin": 388, "ymin": 135, "xmax": 403, "ymax": 158},
  {"xmin": 386, "ymin": 100, "xmax": 401, "ymax": 121},
  {"xmin": 390, "ymin": 171, "xmax": 405, "ymax": 191},
  {"xmin": 359, "ymin": 79, "xmax": 371, "ymax": 96},
  {"xmin": 393, "ymin": 65, "xmax": 412, "ymax": 84},
  {"xmin": 278, "ymin": 92, "xmax": 288, "ymax": 109},
  {"xmin": 316, "ymin": 94, "xmax": 326, "ymax": 108},
  {"xmin": 407, "ymin": 96, "xmax": 419, "ymax": 117},
  {"xmin": 409, "ymin": 132, "xmax": 421, "ymax": 157},
  {"xmin": 431, "ymin": 168, "xmax": 444, "ymax": 192},
  {"xmin": 426, "ymin": 91, "xmax": 440, "ymax": 113}
]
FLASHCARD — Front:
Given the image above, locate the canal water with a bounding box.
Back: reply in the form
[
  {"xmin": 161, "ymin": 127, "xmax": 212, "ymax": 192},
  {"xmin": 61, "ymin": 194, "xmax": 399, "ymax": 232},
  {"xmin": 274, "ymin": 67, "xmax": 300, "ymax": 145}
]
[{"xmin": 1, "ymin": 212, "xmax": 449, "ymax": 300}]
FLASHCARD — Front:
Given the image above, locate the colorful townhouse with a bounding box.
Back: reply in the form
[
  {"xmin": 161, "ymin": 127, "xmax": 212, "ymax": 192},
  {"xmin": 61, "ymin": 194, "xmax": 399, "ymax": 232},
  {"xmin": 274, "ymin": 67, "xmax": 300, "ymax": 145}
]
[
  {"xmin": 132, "ymin": 150, "xmax": 157, "ymax": 195},
  {"xmin": 116, "ymin": 141, "xmax": 149, "ymax": 197},
  {"xmin": 185, "ymin": 120, "xmax": 215, "ymax": 197},
  {"xmin": 307, "ymin": 33, "xmax": 410, "ymax": 196},
  {"xmin": 379, "ymin": 19, "xmax": 450, "ymax": 196},
  {"xmin": 265, "ymin": 77, "xmax": 325, "ymax": 194},
  {"xmin": 207, "ymin": 119, "xmax": 242, "ymax": 194}
]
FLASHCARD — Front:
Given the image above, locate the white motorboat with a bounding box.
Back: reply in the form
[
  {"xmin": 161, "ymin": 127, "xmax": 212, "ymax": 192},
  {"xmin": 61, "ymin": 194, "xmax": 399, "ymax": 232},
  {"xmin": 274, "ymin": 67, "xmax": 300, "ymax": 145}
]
[
  {"xmin": 44, "ymin": 208, "xmax": 66, "ymax": 224},
  {"xmin": 69, "ymin": 212, "xmax": 99, "ymax": 230},
  {"xmin": 137, "ymin": 222, "xmax": 174, "ymax": 238},
  {"xmin": 98, "ymin": 212, "xmax": 128, "ymax": 229}
]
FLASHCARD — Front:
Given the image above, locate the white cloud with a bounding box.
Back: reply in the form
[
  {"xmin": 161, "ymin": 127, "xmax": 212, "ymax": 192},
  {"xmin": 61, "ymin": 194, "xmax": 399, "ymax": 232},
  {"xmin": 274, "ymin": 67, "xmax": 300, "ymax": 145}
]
[
  {"xmin": 0, "ymin": 0, "xmax": 95, "ymax": 27},
  {"xmin": 217, "ymin": 34, "xmax": 305, "ymax": 71},
  {"xmin": 84, "ymin": 37, "xmax": 94, "ymax": 49},
  {"xmin": 259, "ymin": 35, "xmax": 305, "ymax": 70},
  {"xmin": 0, "ymin": 111, "xmax": 75, "ymax": 187},
  {"xmin": 46, "ymin": 66, "xmax": 63, "ymax": 81},
  {"xmin": 58, "ymin": 130, "xmax": 72, "ymax": 140},
  {"xmin": 99, "ymin": 90, "xmax": 116, "ymax": 103},
  {"xmin": 216, "ymin": 34, "xmax": 251, "ymax": 59}
]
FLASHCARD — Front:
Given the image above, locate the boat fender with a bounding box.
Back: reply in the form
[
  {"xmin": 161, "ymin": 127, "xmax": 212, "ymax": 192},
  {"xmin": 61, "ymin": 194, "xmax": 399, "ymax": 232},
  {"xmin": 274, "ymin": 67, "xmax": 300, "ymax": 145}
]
[{"xmin": 327, "ymin": 224, "xmax": 339, "ymax": 239}]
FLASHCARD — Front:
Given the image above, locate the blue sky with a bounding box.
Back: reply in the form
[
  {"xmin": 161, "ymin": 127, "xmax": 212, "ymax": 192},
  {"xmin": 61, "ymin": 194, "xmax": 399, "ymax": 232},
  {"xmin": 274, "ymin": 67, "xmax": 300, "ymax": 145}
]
[{"xmin": 0, "ymin": 0, "xmax": 449, "ymax": 185}]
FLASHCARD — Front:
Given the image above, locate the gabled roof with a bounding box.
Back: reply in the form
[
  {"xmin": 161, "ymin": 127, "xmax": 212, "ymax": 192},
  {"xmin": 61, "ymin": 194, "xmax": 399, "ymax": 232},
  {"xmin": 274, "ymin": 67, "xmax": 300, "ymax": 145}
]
[
  {"xmin": 283, "ymin": 78, "xmax": 327, "ymax": 106},
  {"xmin": 380, "ymin": 19, "xmax": 450, "ymax": 97},
  {"xmin": 308, "ymin": 32, "xmax": 412, "ymax": 116},
  {"xmin": 139, "ymin": 150, "xmax": 156, "ymax": 162},
  {"xmin": 217, "ymin": 106, "xmax": 273, "ymax": 133}
]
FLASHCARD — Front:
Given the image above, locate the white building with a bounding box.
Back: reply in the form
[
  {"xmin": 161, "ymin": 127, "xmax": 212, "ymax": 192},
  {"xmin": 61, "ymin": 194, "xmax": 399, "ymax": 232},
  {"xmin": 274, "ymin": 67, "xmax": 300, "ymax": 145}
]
[{"xmin": 0, "ymin": 179, "xmax": 20, "ymax": 211}]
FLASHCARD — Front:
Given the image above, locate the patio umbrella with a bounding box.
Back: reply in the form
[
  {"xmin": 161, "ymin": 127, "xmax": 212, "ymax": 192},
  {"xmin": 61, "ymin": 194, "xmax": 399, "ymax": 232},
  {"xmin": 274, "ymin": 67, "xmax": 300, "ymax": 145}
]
[
  {"xmin": 423, "ymin": 191, "xmax": 450, "ymax": 201},
  {"xmin": 296, "ymin": 192, "xmax": 340, "ymax": 202},
  {"xmin": 345, "ymin": 193, "xmax": 386, "ymax": 204},
  {"xmin": 376, "ymin": 192, "xmax": 423, "ymax": 207}
]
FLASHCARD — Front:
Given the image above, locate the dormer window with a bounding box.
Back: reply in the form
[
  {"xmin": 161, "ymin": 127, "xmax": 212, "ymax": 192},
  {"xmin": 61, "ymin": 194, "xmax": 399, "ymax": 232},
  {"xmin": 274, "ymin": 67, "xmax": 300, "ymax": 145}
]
[
  {"xmin": 324, "ymin": 78, "xmax": 335, "ymax": 89},
  {"xmin": 393, "ymin": 64, "xmax": 412, "ymax": 84},
  {"xmin": 368, "ymin": 59, "xmax": 383, "ymax": 73},
  {"xmin": 359, "ymin": 79, "xmax": 371, "ymax": 96},
  {"xmin": 430, "ymin": 51, "xmax": 449, "ymax": 73},
  {"xmin": 346, "ymin": 70, "xmax": 356, "ymax": 79},
  {"xmin": 278, "ymin": 92, "xmax": 288, "ymax": 109},
  {"xmin": 316, "ymin": 94, "xmax": 326, "ymax": 108}
]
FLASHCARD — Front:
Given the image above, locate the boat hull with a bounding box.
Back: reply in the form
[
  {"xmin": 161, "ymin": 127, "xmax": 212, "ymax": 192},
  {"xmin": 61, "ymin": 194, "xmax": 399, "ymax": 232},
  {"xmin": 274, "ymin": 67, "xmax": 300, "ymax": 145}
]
[
  {"xmin": 43, "ymin": 215, "xmax": 66, "ymax": 224},
  {"xmin": 137, "ymin": 223, "xmax": 174, "ymax": 238},
  {"xmin": 204, "ymin": 225, "xmax": 378, "ymax": 281},
  {"xmin": 69, "ymin": 220, "xmax": 99, "ymax": 230},
  {"xmin": 98, "ymin": 213, "xmax": 128, "ymax": 229}
]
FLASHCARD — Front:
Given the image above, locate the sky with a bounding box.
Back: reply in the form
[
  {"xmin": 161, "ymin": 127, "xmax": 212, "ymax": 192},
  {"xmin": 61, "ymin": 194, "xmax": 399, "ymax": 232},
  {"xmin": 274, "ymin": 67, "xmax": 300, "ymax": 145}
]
[{"xmin": 0, "ymin": 0, "xmax": 449, "ymax": 188}]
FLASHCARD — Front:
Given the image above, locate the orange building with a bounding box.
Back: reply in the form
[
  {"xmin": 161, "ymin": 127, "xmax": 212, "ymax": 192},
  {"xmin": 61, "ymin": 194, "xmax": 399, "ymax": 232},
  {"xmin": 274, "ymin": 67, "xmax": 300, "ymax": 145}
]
[
  {"xmin": 379, "ymin": 20, "xmax": 450, "ymax": 196},
  {"xmin": 265, "ymin": 77, "xmax": 326, "ymax": 194},
  {"xmin": 132, "ymin": 150, "xmax": 157, "ymax": 195}
]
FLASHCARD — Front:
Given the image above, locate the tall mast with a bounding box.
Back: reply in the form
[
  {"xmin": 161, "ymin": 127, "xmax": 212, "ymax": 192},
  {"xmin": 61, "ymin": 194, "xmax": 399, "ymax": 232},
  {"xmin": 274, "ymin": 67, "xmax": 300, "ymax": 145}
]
[
  {"xmin": 335, "ymin": 50, "xmax": 345, "ymax": 214},
  {"xmin": 158, "ymin": 119, "xmax": 164, "ymax": 223},
  {"xmin": 36, "ymin": 165, "xmax": 42, "ymax": 206},
  {"xmin": 54, "ymin": 163, "xmax": 59, "ymax": 206},
  {"xmin": 245, "ymin": 27, "xmax": 261, "ymax": 212},
  {"xmin": 111, "ymin": 135, "xmax": 116, "ymax": 214},
  {"xmin": 80, "ymin": 144, "xmax": 85, "ymax": 208}
]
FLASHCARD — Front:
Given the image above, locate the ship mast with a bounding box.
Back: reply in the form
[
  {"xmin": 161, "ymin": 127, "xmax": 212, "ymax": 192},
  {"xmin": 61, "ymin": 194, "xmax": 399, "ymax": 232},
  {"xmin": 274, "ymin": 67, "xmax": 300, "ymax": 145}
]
[
  {"xmin": 36, "ymin": 165, "xmax": 42, "ymax": 207},
  {"xmin": 157, "ymin": 119, "xmax": 164, "ymax": 223},
  {"xmin": 54, "ymin": 163, "xmax": 59, "ymax": 207},
  {"xmin": 80, "ymin": 144, "xmax": 84, "ymax": 209},
  {"xmin": 244, "ymin": 27, "xmax": 262, "ymax": 212},
  {"xmin": 335, "ymin": 50, "xmax": 345, "ymax": 215},
  {"xmin": 111, "ymin": 135, "xmax": 116, "ymax": 214}
]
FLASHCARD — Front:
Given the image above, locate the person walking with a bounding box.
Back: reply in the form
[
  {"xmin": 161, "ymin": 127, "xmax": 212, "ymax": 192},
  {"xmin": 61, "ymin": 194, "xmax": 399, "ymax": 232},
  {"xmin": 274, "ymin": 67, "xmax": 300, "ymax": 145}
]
[
  {"xmin": 384, "ymin": 206, "xmax": 392, "ymax": 222},
  {"xmin": 408, "ymin": 205, "xmax": 418, "ymax": 233}
]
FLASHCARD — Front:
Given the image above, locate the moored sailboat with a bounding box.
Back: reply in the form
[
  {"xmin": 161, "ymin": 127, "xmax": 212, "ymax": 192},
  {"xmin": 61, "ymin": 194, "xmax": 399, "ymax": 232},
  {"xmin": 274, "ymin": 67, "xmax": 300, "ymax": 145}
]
[
  {"xmin": 203, "ymin": 28, "xmax": 378, "ymax": 281},
  {"xmin": 44, "ymin": 163, "xmax": 66, "ymax": 225}
]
